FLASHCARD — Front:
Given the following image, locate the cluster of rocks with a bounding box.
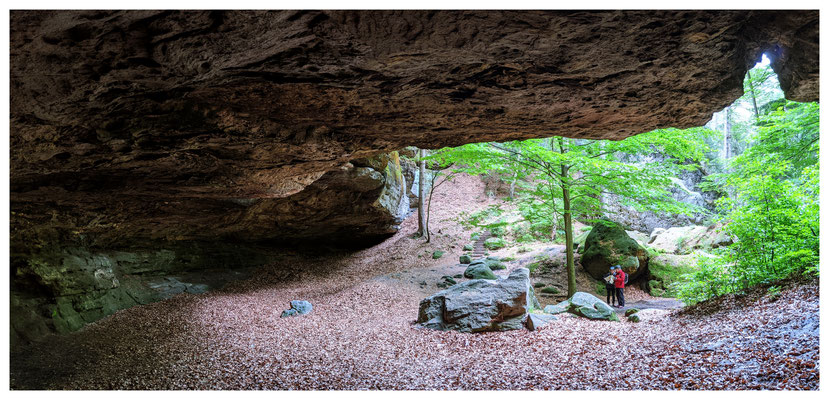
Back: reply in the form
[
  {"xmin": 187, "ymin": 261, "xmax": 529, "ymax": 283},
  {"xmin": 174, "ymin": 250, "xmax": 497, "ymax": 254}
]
[
  {"xmin": 417, "ymin": 265, "xmax": 628, "ymax": 333},
  {"xmin": 543, "ymin": 292, "xmax": 619, "ymax": 322}
]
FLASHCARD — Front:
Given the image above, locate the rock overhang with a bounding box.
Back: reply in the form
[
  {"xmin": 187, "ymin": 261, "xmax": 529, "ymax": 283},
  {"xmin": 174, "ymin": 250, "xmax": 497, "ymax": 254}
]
[{"xmin": 9, "ymin": 10, "xmax": 819, "ymax": 245}]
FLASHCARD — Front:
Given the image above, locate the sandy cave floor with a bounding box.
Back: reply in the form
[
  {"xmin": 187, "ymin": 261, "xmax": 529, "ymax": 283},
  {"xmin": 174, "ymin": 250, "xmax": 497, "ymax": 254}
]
[{"xmin": 9, "ymin": 175, "xmax": 820, "ymax": 390}]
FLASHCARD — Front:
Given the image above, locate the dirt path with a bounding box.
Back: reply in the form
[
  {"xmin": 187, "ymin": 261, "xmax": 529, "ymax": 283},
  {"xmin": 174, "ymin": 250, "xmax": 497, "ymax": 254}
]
[{"xmin": 9, "ymin": 175, "xmax": 820, "ymax": 390}]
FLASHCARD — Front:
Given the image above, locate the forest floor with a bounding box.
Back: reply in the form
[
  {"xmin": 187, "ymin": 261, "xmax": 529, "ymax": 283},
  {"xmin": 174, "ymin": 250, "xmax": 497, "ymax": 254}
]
[{"xmin": 9, "ymin": 175, "xmax": 820, "ymax": 390}]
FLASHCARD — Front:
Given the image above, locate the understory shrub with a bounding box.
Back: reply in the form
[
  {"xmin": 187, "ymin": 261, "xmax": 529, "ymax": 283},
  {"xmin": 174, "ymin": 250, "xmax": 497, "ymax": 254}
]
[{"xmin": 484, "ymin": 237, "xmax": 507, "ymax": 250}]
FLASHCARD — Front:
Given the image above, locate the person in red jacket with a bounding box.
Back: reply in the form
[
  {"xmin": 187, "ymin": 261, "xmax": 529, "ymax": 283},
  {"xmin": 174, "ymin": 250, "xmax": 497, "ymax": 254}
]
[{"xmin": 613, "ymin": 266, "xmax": 626, "ymax": 308}]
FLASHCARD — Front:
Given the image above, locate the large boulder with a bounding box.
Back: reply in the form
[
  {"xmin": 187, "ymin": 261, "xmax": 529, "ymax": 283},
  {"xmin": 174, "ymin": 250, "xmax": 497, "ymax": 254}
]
[
  {"xmin": 417, "ymin": 268, "xmax": 533, "ymax": 332},
  {"xmin": 581, "ymin": 220, "xmax": 649, "ymax": 281},
  {"xmin": 563, "ymin": 292, "xmax": 619, "ymax": 321}
]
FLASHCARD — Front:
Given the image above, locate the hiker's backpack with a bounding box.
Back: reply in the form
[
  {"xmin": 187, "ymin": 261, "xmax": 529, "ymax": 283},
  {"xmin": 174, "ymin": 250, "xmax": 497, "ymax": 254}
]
[{"xmin": 623, "ymin": 272, "xmax": 629, "ymax": 285}]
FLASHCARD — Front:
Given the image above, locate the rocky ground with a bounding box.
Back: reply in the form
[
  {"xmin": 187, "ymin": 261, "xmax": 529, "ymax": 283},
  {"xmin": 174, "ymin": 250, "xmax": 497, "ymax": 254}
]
[{"xmin": 9, "ymin": 175, "xmax": 820, "ymax": 390}]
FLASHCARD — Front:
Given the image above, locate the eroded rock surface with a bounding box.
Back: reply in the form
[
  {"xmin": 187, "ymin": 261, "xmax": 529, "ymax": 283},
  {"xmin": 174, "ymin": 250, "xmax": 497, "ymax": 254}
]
[
  {"xmin": 417, "ymin": 268, "xmax": 532, "ymax": 332},
  {"xmin": 10, "ymin": 10, "xmax": 819, "ymax": 247}
]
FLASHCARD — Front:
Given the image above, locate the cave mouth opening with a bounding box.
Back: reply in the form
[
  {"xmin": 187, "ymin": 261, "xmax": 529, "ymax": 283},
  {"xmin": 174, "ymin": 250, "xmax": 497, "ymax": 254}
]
[{"xmin": 8, "ymin": 11, "xmax": 819, "ymax": 375}]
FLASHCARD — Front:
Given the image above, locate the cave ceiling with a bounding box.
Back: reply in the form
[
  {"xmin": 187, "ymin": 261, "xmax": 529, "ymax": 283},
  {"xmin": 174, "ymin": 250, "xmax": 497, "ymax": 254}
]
[{"xmin": 9, "ymin": 10, "xmax": 819, "ymax": 246}]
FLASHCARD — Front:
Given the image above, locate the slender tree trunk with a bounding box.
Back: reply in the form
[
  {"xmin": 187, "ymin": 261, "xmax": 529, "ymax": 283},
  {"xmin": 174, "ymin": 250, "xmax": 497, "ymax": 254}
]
[
  {"xmin": 723, "ymin": 107, "xmax": 731, "ymax": 160},
  {"xmin": 417, "ymin": 149, "xmax": 428, "ymax": 238},
  {"xmin": 557, "ymin": 137, "xmax": 577, "ymax": 297},
  {"xmin": 425, "ymin": 174, "xmax": 437, "ymax": 243},
  {"xmin": 746, "ymin": 70, "xmax": 760, "ymax": 122},
  {"xmin": 509, "ymin": 150, "xmax": 521, "ymax": 198}
]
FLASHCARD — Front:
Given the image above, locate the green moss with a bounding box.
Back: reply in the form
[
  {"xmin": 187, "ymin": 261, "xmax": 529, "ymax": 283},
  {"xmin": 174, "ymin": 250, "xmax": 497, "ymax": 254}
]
[
  {"xmin": 648, "ymin": 256, "xmax": 698, "ymax": 297},
  {"xmin": 463, "ymin": 243, "xmax": 474, "ymax": 251},
  {"xmin": 533, "ymin": 282, "xmax": 546, "ymax": 288},
  {"xmin": 484, "ymin": 237, "xmax": 507, "ymax": 250},
  {"xmin": 625, "ymin": 308, "xmax": 640, "ymax": 317},
  {"xmin": 486, "ymin": 260, "xmax": 507, "ymax": 270},
  {"xmin": 595, "ymin": 282, "xmax": 607, "ymax": 296},
  {"xmin": 527, "ymin": 262, "xmax": 540, "ymax": 274},
  {"xmin": 540, "ymin": 286, "xmax": 560, "ymax": 294},
  {"xmin": 489, "ymin": 225, "xmax": 506, "ymax": 237},
  {"xmin": 432, "ymin": 250, "xmax": 445, "ymax": 259},
  {"xmin": 470, "ymin": 232, "xmax": 481, "ymax": 241}
]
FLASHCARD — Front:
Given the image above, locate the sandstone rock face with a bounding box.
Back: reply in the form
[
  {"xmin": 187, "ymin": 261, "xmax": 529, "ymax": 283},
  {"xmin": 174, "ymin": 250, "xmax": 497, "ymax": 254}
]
[
  {"xmin": 649, "ymin": 224, "xmax": 733, "ymax": 254},
  {"xmin": 581, "ymin": 221, "xmax": 649, "ymax": 281},
  {"xmin": 417, "ymin": 268, "xmax": 532, "ymax": 332},
  {"xmin": 9, "ymin": 10, "xmax": 819, "ymax": 248},
  {"xmin": 10, "ymin": 242, "xmax": 270, "ymax": 345},
  {"xmin": 601, "ymin": 156, "xmax": 720, "ymax": 233}
]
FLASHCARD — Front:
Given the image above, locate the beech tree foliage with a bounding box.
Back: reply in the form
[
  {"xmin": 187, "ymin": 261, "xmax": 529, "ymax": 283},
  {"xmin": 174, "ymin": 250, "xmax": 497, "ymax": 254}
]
[
  {"xmin": 677, "ymin": 63, "xmax": 820, "ymax": 305},
  {"xmin": 429, "ymin": 129, "xmax": 713, "ymax": 297}
]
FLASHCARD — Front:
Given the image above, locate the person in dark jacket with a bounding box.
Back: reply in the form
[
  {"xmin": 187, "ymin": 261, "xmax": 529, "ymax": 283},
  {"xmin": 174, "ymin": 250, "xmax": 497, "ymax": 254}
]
[
  {"xmin": 614, "ymin": 266, "xmax": 626, "ymax": 308},
  {"xmin": 602, "ymin": 267, "xmax": 617, "ymax": 306}
]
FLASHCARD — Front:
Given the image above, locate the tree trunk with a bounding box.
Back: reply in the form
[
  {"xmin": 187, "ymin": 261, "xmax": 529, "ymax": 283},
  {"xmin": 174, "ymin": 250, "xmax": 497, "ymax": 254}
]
[
  {"xmin": 417, "ymin": 149, "xmax": 428, "ymax": 238},
  {"xmin": 426, "ymin": 173, "xmax": 437, "ymax": 243},
  {"xmin": 509, "ymin": 150, "xmax": 521, "ymax": 198},
  {"xmin": 550, "ymin": 220, "xmax": 557, "ymax": 242},
  {"xmin": 557, "ymin": 137, "xmax": 577, "ymax": 297},
  {"xmin": 562, "ymin": 172, "xmax": 576, "ymax": 297},
  {"xmin": 746, "ymin": 70, "xmax": 761, "ymax": 122}
]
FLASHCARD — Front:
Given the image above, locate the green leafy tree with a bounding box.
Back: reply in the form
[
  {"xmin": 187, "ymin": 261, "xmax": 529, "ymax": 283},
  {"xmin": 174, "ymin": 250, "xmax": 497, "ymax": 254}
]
[
  {"xmin": 681, "ymin": 64, "xmax": 819, "ymax": 304},
  {"xmin": 429, "ymin": 128, "xmax": 713, "ymax": 296}
]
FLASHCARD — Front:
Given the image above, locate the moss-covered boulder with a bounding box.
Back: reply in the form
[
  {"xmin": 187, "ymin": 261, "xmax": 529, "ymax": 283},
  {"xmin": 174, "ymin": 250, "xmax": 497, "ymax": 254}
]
[
  {"xmin": 627, "ymin": 313, "xmax": 641, "ymax": 323},
  {"xmin": 432, "ymin": 250, "xmax": 445, "ymax": 259},
  {"xmin": 581, "ymin": 220, "xmax": 649, "ymax": 281},
  {"xmin": 459, "ymin": 254, "xmax": 472, "ymax": 264},
  {"xmin": 463, "ymin": 262, "xmax": 497, "ymax": 280},
  {"xmin": 565, "ymin": 292, "xmax": 620, "ymax": 321},
  {"xmin": 484, "ymin": 257, "xmax": 507, "ymax": 270},
  {"xmin": 463, "ymin": 243, "xmax": 474, "ymax": 251},
  {"xmin": 625, "ymin": 308, "xmax": 640, "ymax": 317}
]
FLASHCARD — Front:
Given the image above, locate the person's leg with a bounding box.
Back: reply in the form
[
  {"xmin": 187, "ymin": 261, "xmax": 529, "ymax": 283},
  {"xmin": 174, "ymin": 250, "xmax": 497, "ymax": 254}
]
[
  {"xmin": 606, "ymin": 287, "xmax": 611, "ymax": 304},
  {"xmin": 610, "ymin": 285, "xmax": 616, "ymax": 305},
  {"xmin": 617, "ymin": 287, "xmax": 625, "ymax": 307}
]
